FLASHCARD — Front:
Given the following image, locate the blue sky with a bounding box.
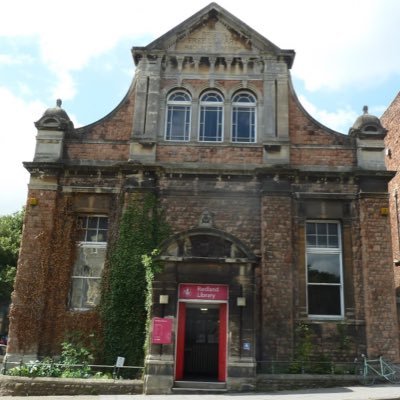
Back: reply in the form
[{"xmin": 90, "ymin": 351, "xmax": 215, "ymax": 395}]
[{"xmin": 1, "ymin": 0, "xmax": 400, "ymax": 215}]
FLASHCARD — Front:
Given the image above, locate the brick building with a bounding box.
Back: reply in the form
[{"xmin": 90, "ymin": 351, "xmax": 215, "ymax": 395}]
[
  {"xmin": 382, "ymin": 94, "xmax": 400, "ymax": 333},
  {"xmin": 8, "ymin": 2, "xmax": 399, "ymax": 393}
]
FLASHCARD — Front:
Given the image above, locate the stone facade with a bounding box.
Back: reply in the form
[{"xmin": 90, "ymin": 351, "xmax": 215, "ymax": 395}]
[
  {"xmin": 381, "ymin": 93, "xmax": 400, "ymax": 342},
  {"xmin": 7, "ymin": 2, "xmax": 399, "ymax": 394}
]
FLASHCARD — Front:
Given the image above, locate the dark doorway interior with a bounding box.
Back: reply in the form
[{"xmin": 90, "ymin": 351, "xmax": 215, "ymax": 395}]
[{"xmin": 184, "ymin": 304, "xmax": 219, "ymax": 380}]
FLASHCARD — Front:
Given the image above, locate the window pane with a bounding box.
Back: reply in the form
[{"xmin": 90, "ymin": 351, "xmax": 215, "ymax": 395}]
[
  {"xmin": 317, "ymin": 223, "xmax": 327, "ymax": 235},
  {"xmin": 70, "ymin": 278, "xmax": 86, "ymax": 309},
  {"xmin": 306, "ymin": 223, "xmax": 316, "ymax": 235},
  {"xmin": 77, "ymin": 216, "xmax": 88, "ymax": 229},
  {"xmin": 169, "ymin": 92, "xmax": 191, "ymax": 102},
  {"xmin": 166, "ymin": 106, "xmax": 190, "ymax": 141},
  {"xmin": 98, "ymin": 217, "xmax": 108, "ymax": 230},
  {"xmin": 202, "ymin": 93, "xmax": 223, "ymax": 102},
  {"xmin": 306, "ymin": 222, "xmax": 339, "ymax": 249},
  {"xmin": 328, "ymin": 235, "xmax": 339, "ymax": 248},
  {"xmin": 307, "ymin": 235, "xmax": 316, "ymax": 246},
  {"xmin": 317, "ymin": 235, "xmax": 327, "ymax": 247},
  {"xmin": 328, "ymin": 223, "xmax": 338, "ymax": 235},
  {"xmin": 307, "ymin": 253, "xmax": 341, "ymax": 283},
  {"xmin": 78, "ymin": 216, "xmax": 109, "ymax": 242},
  {"xmin": 200, "ymin": 106, "xmax": 222, "ymax": 141},
  {"xmin": 88, "ymin": 217, "xmax": 98, "ymax": 229},
  {"xmin": 233, "ymin": 93, "xmax": 255, "ymax": 103},
  {"xmin": 73, "ymin": 247, "xmax": 106, "ymax": 277},
  {"xmin": 232, "ymin": 108, "xmax": 255, "ymax": 142},
  {"xmin": 97, "ymin": 230, "xmax": 107, "ymax": 242},
  {"xmin": 308, "ymin": 285, "xmax": 341, "ymax": 315},
  {"xmin": 70, "ymin": 277, "xmax": 101, "ymax": 309},
  {"xmin": 86, "ymin": 229, "xmax": 98, "ymax": 242}
]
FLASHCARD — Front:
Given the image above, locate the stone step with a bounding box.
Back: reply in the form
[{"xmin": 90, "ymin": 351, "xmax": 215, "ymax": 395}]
[{"xmin": 172, "ymin": 380, "xmax": 227, "ymax": 393}]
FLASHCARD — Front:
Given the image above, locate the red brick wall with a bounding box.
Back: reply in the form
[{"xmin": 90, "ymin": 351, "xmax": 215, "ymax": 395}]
[
  {"xmin": 260, "ymin": 194, "xmax": 294, "ymax": 360},
  {"xmin": 358, "ymin": 196, "xmax": 399, "ymax": 359},
  {"xmin": 74, "ymin": 91, "xmax": 135, "ymax": 141},
  {"xmin": 382, "ymin": 93, "xmax": 400, "ymax": 291},
  {"xmin": 156, "ymin": 145, "xmax": 263, "ymax": 165},
  {"xmin": 8, "ymin": 189, "xmax": 59, "ymax": 355},
  {"xmin": 289, "ymin": 94, "xmax": 356, "ymax": 167},
  {"xmin": 159, "ymin": 176, "xmax": 261, "ymax": 251},
  {"xmin": 65, "ymin": 143, "xmax": 129, "ymax": 161},
  {"xmin": 64, "ymin": 86, "xmax": 135, "ymax": 161}
]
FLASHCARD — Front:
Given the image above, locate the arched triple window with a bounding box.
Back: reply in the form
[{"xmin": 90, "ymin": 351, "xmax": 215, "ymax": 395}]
[
  {"xmin": 231, "ymin": 92, "xmax": 256, "ymax": 143},
  {"xmin": 199, "ymin": 91, "xmax": 224, "ymax": 142},
  {"xmin": 165, "ymin": 91, "xmax": 191, "ymax": 141}
]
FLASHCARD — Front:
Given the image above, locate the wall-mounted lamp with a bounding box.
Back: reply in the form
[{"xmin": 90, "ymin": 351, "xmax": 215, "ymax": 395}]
[
  {"xmin": 159, "ymin": 295, "xmax": 169, "ymax": 304},
  {"xmin": 28, "ymin": 197, "xmax": 38, "ymax": 206},
  {"xmin": 380, "ymin": 207, "xmax": 389, "ymax": 216},
  {"xmin": 237, "ymin": 297, "xmax": 246, "ymax": 307}
]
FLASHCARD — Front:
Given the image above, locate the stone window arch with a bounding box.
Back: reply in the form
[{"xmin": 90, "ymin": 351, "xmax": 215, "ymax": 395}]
[{"xmin": 158, "ymin": 227, "xmax": 257, "ymax": 263}]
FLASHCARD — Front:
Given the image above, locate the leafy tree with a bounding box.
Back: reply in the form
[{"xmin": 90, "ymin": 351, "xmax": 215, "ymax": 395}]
[{"xmin": 0, "ymin": 209, "xmax": 24, "ymax": 303}]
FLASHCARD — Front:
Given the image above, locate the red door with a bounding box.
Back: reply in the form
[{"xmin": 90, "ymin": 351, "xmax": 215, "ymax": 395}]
[{"xmin": 175, "ymin": 302, "xmax": 227, "ymax": 382}]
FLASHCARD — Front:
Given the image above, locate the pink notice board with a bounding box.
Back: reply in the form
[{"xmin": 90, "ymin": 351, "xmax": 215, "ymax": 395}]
[{"xmin": 151, "ymin": 317, "xmax": 173, "ymax": 344}]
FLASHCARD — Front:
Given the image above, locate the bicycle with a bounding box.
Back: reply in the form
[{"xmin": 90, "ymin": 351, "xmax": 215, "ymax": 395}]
[{"xmin": 359, "ymin": 354, "xmax": 400, "ymax": 385}]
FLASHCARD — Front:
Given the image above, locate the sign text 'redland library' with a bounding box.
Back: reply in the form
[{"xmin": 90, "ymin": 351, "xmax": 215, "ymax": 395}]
[{"xmin": 179, "ymin": 283, "xmax": 228, "ymax": 301}]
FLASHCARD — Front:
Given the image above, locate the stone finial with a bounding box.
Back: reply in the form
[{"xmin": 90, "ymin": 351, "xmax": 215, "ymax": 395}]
[
  {"xmin": 34, "ymin": 98, "xmax": 73, "ymax": 133},
  {"xmin": 363, "ymin": 105, "xmax": 368, "ymax": 114}
]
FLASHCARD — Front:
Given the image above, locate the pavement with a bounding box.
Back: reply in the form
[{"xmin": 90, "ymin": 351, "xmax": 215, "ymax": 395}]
[{"xmin": 0, "ymin": 384, "xmax": 400, "ymax": 400}]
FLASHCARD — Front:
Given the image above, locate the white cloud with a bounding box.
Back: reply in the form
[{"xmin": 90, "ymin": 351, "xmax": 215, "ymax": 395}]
[
  {"xmin": 273, "ymin": 0, "xmax": 400, "ymax": 92},
  {"xmin": 49, "ymin": 70, "xmax": 77, "ymax": 101},
  {"xmin": 298, "ymin": 95, "xmax": 359, "ymax": 134},
  {"xmin": 2, "ymin": 0, "xmax": 400, "ymax": 97},
  {"xmin": 0, "ymin": 87, "xmax": 44, "ymax": 215}
]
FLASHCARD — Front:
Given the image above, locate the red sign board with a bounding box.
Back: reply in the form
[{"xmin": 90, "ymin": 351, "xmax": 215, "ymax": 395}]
[
  {"xmin": 179, "ymin": 284, "xmax": 228, "ymax": 301},
  {"xmin": 151, "ymin": 318, "xmax": 172, "ymax": 344}
]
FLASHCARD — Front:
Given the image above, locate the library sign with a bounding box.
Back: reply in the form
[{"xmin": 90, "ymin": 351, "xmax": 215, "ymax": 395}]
[{"xmin": 179, "ymin": 283, "xmax": 228, "ymax": 301}]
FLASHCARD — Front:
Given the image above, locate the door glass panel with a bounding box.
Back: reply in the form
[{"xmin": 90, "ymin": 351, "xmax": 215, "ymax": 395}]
[{"xmin": 184, "ymin": 305, "xmax": 219, "ymax": 380}]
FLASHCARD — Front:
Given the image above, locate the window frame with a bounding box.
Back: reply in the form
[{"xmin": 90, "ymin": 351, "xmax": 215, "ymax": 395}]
[
  {"xmin": 231, "ymin": 91, "xmax": 257, "ymax": 143},
  {"xmin": 165, "ymin": 90, "xmax": 192, "ymax": 142},
  {"xmin": 69, "ymin": 215, "xmax": 108, "ymax": 311},
  {"xmin": 198, "ymin": 91, "xmax": 224, "ymax": 142},
  {"xmin": 305, "ymin": 220, "xmax": 344, "ymax": 320}
]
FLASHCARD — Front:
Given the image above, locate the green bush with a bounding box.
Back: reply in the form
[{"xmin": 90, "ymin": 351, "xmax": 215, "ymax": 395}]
[
  {"xmin": 8, "ymin": 358, "xmax": 61, "ymax": 377},
  {"xmin": 7, "ymin": 336, "xmax": 110, "ymax": 379}
]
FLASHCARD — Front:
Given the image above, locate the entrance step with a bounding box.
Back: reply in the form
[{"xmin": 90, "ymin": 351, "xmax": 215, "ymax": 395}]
[{"xmin": 172, "ymin": 380, "xmax": 227, "ymax": 394}]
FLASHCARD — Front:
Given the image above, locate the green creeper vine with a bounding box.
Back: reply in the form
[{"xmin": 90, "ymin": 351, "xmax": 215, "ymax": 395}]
[{"xmin": 100, "ymin": 192, "xmax": 169, "ymax": 371}]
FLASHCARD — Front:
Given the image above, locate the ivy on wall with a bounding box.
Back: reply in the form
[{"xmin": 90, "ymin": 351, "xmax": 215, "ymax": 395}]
[{"xmin": 100, "ymin": 192, "xmax": 169, "ymax": 368}]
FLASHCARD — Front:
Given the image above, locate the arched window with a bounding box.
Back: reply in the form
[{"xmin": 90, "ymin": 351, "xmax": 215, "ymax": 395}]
[
  {"xmin": 165, "ymin": 91, "xmax": 191, "ymax": 141},
  {"xmin": 199, "ymin": 91, "xmax": 224, "ymax": 142},
  {"xmin": 231, "ymin": 92, "xmax": 256, "ymax": 143}
]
